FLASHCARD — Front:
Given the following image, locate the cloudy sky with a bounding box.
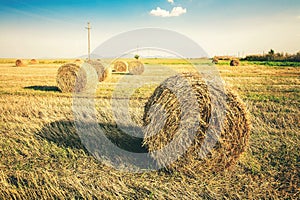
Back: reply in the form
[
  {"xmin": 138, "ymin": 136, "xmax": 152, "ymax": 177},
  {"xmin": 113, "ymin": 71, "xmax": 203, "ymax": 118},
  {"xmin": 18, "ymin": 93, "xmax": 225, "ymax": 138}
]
[{"xmin": 0, "ymin": 0, "xmax": 299, "ymax": 58}]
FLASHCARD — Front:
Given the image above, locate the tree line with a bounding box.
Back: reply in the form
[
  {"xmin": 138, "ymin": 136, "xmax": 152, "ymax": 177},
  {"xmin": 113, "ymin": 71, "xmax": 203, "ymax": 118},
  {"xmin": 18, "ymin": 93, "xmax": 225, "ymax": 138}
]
[{"xmin": 242, "ymin": 49, "xmax": 300, "ymax": 62}]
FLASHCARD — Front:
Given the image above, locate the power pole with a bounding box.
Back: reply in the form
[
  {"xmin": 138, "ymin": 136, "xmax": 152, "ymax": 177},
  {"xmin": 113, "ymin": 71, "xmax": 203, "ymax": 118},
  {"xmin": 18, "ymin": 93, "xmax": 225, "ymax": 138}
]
[{"xmin": 86, "ymin": 22, "xmax": 91, "ymax": 61}]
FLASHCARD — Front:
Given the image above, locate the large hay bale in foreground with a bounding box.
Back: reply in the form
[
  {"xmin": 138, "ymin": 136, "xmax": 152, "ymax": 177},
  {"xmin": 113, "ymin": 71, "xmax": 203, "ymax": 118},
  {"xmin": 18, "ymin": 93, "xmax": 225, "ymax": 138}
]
[
  {"xmin": 56, "ymin": 63, "xmax": 86, "ymax": 93},
  {"xmin": 86, "ymin": 60, "xmax": 108, "ymax": 82},
  {"xmin": 15, "ymin": 59, "xmax": 26, "ymax": 67},
  {"xmin": 114, "ymin": 61, "xmax": 128, "ymax": 72},
  {"xmin": 230, "ymin": 59, "xmax": 240, "ymax": 66},
  {"xmin": 143, "ymin": 73, "xmax": 250, "ymax": 174},
  {"xmin": 128, "ymin": 61, "xmax": 144, "ymax": 75}
]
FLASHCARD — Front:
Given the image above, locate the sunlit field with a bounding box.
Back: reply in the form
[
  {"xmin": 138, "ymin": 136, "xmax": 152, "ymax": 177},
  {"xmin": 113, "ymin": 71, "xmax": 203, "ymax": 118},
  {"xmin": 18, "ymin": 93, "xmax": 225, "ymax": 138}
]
[{"xmin": 0, "ymin": 59, "xmax": 299, "ymax": 199}]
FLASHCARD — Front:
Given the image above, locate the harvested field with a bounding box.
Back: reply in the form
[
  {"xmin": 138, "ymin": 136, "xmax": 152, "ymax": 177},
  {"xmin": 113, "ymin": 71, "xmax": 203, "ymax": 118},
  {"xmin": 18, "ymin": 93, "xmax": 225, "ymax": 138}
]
[{"xmin": 0, "ymin": 59, "xmax": 299, "ymax": 199}]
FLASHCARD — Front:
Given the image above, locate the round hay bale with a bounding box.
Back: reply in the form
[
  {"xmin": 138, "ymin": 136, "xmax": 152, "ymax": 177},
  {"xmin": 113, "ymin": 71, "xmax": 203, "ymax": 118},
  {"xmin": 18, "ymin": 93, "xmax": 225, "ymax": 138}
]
[
  {"xmin": 143, "ymin": 73, "xmax": 250, "ymax": 175},
  {"xmin": 103, "ymin": 67, "xmax": 112, "ymax": 81},
  {"xmin": 86, "ymin": 60, "xmax": 108, "ymax": 82},
  {"xmin": 212, "ymin": 57, "xmax": 219, "ymax": 64},
  {"xmin": 114, "ymin": 61, "xmax": 128, "ymax": 72},
  {"xmin": 15, "ymin": 59, "xmax": 26, "ymax": 67},
  {"xmin": 128, "ymin": 60, "xmax": 144, "ymax": 75},
  {"xmin": 56, "ymin": 63, "xmax": 87, "ymax": 93},
  {"xmin": 29, "ymin": 59, "xmax": 39, "ymax": 64},
  {"xmin": 230, "ymin": 59, "xmax": 240, "ymax": 66}
]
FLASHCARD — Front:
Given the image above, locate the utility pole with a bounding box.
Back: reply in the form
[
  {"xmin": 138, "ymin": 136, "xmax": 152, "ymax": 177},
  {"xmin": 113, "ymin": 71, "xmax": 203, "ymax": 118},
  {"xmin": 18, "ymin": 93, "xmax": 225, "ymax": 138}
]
[{"xmin": 86, "ymin": 22, "xmax": 91, "ymax": 61}]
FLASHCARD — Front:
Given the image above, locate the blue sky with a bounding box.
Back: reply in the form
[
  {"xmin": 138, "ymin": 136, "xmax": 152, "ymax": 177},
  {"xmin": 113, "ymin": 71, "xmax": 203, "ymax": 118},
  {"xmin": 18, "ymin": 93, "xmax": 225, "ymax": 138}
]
[{"xmin": 0, "ymin": 0, "xmax": 299, "ymax": 58}]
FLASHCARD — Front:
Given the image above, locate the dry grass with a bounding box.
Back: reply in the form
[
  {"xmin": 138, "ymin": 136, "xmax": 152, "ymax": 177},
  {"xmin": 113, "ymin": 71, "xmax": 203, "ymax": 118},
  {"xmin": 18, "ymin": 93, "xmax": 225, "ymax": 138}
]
[{"xmin": 0, "ymin": 59, "xmax": 299, "ymax": 199}]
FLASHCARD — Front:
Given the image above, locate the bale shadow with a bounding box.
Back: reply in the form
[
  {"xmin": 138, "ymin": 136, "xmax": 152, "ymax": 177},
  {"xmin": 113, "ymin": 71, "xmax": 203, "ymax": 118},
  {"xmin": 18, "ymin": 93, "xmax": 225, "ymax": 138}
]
[
  {"xmin": 24, "ymin": 86, "xmax": 60, "ymax": 92},
  {"xmin": 36, "ymin": 120, "xmax": 147, "ymax": 154},
  {"xmin": 112, "ymin": 72, "xmax": 130, "ymax": 75}
]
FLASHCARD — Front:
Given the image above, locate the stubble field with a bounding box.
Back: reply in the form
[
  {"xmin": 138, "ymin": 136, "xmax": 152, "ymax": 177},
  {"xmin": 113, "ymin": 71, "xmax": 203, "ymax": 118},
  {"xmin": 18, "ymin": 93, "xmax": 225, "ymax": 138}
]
[{"xmin": 0, "ymin": 59, "xmax": 299, "ymax": 199}]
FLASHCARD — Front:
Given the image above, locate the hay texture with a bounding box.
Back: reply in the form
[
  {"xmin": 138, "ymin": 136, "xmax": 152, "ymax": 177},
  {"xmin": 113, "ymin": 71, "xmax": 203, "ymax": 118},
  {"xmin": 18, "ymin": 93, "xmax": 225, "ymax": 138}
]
[
  {"xmin": 128, "ymin": 61, "xmax": 144, "ymax": 75},
  {"xmin": 114, "ymin": 61, "xmax": 128, "ymax": 72},
  {"xmin": 86, "ymin": 60, "xmax": 110, "ymax": 82},
  {"xmin": 56, "ymin": 63, "xmax": 86, "ymax": 93},
  {"xmin": 143, "ymin": 73, "xmax": 250, "ymax": 174},
  {"xmin": 230, "ymin": 59, "xmax": 240, "ymax": 66},
  {"xmin": 29, "ymin": 59, "xmax": 39, "ymax": 64},
  {"xmin": 15, "ymin": 59, "xmax": 26, "ymax": 67}
]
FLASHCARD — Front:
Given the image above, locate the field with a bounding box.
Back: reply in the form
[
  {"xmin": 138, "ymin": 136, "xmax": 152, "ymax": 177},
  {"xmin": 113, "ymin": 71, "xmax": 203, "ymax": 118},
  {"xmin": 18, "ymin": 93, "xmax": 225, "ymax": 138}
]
[{"xmin": 0, "ymin": 59, "xmax": 299, "ymax": 199}]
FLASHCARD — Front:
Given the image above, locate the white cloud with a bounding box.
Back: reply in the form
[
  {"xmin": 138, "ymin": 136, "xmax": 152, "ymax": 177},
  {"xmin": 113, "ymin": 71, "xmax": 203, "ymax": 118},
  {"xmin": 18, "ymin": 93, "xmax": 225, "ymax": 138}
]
[
  {"xmin": 167, "ymin": 0, "xmax": 174, "ymax": 4},
  {"xmin": 150, "ymin": 7, "xmax": 187, "ymax": 17},
  {"xmin": 170, "ymin": 7, "xmax": 187, "ymax": 17}
]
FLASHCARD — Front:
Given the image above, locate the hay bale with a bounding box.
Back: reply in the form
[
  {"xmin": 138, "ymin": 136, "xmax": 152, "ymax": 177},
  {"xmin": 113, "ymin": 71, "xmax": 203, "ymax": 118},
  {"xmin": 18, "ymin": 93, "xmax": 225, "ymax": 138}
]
[
  {"xmin": 230, "ymin": 59, "xmax": 240, "ymax": 66},
  {"xmin": 212, "ymin": 57, "xmax": 218, "ymax": 64},
  {"xmin": 74, "ymin": 59, "xmax": 83, "ymax": 65},
  {"xmin": 29, "ymin": 59, "xmax": 39, "ymax": 64},
  {"xmin": 128, "ymin": 61, "xmax": 144, "ymax": 75},
  {"xmin": 103, "ymin": 67, "xmax": 112, "ymax": 81},
  {"xmin": 143, "ymin": 73, "xmax": 250, "ymax": 175},
  {"xmin": 15, "ymin": 59, "xmax": 26, "ymax": 67},
  {"xmin": 114, "ymin": 61, "xmax": 128, "ymax": 72},
  {"xmin": 86, "ymin": 60, "xmax": 109, "ymax": 82},
  {"xmin": 56, "ymin": 63, "xmax": 87, "ymax": 93}
]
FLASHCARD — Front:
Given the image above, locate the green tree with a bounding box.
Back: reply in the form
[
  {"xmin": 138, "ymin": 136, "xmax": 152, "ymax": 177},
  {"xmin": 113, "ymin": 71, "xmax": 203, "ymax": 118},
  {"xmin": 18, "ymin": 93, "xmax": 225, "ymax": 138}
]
[{"xmin": 134, "ymin": 54, "xmax": 140, "ymax": 60}]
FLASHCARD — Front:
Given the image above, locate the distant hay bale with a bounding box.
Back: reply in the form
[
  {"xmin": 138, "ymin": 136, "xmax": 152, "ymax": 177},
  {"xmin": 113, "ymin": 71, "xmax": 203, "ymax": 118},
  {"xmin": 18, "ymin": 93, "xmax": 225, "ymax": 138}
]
[
  {"xmin": 212, "ymin": 57, "xmax": 219, "ymax": 64},
  {"xmin": 74, "ymin": 59, "xmax": 83, "ymax": 65},
  {"xmin": 143, "ymin": 73, "xmax": 251, "ymax": 174},
  {"xmin": 56, "ymin": 63, "xmax": 86, "ymax": 93},
  {"xmin": 29, "ymin": 59, "xmax": 39, "ymax": 64},
  {"xmin": 114, "ymin": 61, "xmax": 128, "ymax": 72},
  {"xmin": 86, "ymin": 60, "xmax": 109, "ymax": 82},
  {"xmin": 230, "ymin": 59, "xmax": 240, "ymax": 66},
  {"xmin": 128, "ymin": 61, "xmax": 144, "ymax": 75},
  {"xmin": 15, "ymin": 59, "xmax": 26, "ymax": 67}
]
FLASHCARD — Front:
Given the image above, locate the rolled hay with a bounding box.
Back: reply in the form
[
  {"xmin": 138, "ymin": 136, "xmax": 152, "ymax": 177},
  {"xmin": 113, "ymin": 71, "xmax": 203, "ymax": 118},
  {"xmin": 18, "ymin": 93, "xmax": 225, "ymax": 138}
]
[
  {"xmin": 230, "ymin": 59, "xmax": 240, "ymax": 66},
  {"xmin": 103, "ymin": 67, "xmax": 112, "ymax": 81},
  {"xmin": 56, "ymin": 63, "xmax": 87, "ymax": 93},
  {"xmin": 128, "ymin": 60, "xmax": 144, "ymax": 75},
  {"xmin": 143, "ymin": 73, "xmax": 251, "ymax": 175},
  {"xmin": 114, "ymin": 61, "xmax": 128, "ymax": 72},
  {"xmin": 15, "ymin": 59, "xmax": 26, "ymax": 67},
  {"xmin": 74, "ymin": 59, "xmax": 83, "ymax": 65},
  {"xmin": 212, "ymin": 57, "xmax": 219, "ymax": 64},
  {"xmin": 86, "ymin": 60, "xmax": 109, "ymax": 82},
  {"xmin": 29, "ymin": 59, "xmax": 39, "ymax": 64}
]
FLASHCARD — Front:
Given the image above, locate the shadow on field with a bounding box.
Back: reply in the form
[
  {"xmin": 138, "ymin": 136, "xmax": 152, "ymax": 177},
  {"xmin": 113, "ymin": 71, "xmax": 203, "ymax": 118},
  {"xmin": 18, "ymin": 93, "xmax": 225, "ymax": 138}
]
[
  {"xmin": 36, "ymin": 120, "xmax": 147, "ymax": 154},
  {"xmin": 112, "ymin": 72, "xmax": 130, "ymax": 75},
  {"xmin": 24, "ymin": 85, "xmax": 60, "ymax": 92}
]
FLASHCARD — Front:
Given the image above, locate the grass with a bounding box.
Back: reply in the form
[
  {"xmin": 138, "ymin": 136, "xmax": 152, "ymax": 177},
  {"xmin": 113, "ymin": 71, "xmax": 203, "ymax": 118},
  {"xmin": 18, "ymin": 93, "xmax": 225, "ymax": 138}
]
[
  {"xmin": 0, "ymin": 59, "xmax": 299, "ymax": 199},
  {"xmin": 215, "ymin": 60, "xmax": 300, "ymax": 67}
]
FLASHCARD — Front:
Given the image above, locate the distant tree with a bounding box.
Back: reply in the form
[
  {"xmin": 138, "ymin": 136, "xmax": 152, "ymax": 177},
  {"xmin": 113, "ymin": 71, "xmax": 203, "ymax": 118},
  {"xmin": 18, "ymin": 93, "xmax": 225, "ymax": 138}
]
[
  {"xmin": 134, "ymin": 54, "xmax": 140, "ymax": 60},
  {"xmin": 267, "ymin": 49, "xmax": 275, "ymax": 60},
  {"xmin": 268, "ymin": 49, "xmax": 275, "ymax": 55}
]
